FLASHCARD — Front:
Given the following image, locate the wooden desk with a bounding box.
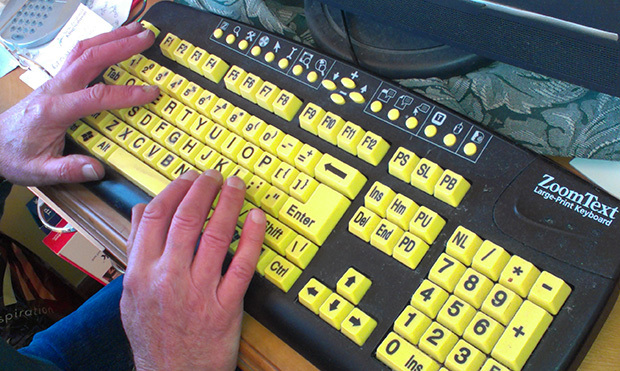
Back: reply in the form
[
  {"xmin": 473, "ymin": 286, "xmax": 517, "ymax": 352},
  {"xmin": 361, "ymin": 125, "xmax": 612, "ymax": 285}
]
[{"xmin": 1, "ymin": 15, "xmax": 619, "ymax": 371}]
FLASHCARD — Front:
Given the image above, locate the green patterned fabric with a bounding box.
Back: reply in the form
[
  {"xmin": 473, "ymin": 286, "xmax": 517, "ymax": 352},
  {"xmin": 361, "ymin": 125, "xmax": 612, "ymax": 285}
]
[{"xmin": 175, "ymin": 0, "xmax": 620, "ymax": 160}]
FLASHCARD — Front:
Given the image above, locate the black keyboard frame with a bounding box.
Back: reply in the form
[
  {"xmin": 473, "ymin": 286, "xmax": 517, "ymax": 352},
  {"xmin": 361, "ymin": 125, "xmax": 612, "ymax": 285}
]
[{"xmin": 67, "ymin": 3, "xmax": 620, "ymax": 370}]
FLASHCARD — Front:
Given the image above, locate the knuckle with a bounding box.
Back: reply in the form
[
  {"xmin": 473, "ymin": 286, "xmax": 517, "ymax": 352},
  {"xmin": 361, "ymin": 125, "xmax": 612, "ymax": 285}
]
[
  {"xmin": 77, "ymin": 46, "xmax": 97, "ymax": 66},
  {"xmin": 226, "ymin": 260, "xmax": 255, "ymax": 283},
  {"xmin": 87, "ymin": 83, "xmax": 108, "ymax": 102},
  {"xmin": 171, "ymin": 212, "xmax": 203, "ymax": 233},
  {"xmin": 201, "ymin": 229, "xmax": 233, "ymax": 249},
  {"xmin": 72, "ymin": 40, "xmax": 88, "ymax": 57},
  {"xmin": 140, "ymin": 199, "xmax": 168, "ymax": 222}
]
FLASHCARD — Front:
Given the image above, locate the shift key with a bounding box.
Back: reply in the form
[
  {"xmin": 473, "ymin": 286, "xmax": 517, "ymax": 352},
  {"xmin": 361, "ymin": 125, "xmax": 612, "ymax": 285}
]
[{"xmin": 279, "ymin": 184, "xmax": 350, "ymax": 245}]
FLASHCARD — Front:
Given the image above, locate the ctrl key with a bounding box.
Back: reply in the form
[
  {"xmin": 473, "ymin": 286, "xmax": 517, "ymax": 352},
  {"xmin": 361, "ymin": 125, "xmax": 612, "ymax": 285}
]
[{"xmin": 376, "ymin": 332, "xmax": 439, "ymax": 371}]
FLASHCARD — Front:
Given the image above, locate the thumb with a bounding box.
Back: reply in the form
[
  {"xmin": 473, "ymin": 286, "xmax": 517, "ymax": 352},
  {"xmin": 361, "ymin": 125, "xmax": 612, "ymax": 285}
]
[{"xmin": 41, "ymin": 155, "xmax": 105, "ymax": 184}]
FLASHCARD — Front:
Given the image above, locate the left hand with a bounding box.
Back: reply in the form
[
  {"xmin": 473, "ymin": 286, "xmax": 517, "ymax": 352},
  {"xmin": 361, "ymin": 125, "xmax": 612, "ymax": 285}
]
[{"xmin": 0, "ymin": 22, "xmax": 159, "ymax": 186}]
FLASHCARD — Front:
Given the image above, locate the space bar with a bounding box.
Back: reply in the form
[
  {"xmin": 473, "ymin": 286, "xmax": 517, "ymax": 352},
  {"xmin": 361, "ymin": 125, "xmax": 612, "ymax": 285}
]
[{"xmin": 107, "ymin": 148, "xmax": 170, "ymax": 197}]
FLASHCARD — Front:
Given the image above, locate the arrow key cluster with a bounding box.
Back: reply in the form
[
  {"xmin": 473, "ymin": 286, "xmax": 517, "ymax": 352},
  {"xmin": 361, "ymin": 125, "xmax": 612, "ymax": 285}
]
[{"xmin": 298, "ymin": 271, "xmax": 377, "ymax": 346}]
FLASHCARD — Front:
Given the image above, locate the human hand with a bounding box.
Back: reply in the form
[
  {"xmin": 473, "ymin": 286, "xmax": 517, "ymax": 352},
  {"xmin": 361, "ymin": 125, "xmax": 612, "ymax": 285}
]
[
  {"xmin": 121, "ymin": 170, "xmax": 266, "ymax": 371},
  {"xmin": 0, "ymin": 22, "xmax": 160, "ymax": 186}
]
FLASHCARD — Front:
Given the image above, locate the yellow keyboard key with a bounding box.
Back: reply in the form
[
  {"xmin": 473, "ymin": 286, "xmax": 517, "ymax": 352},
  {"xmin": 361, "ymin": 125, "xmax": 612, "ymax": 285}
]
[
  {"xmin": 317, "ymin": 112, "xmax": 345, "ymax": 145},
  {"xmin": 315, "ymin": 153, "xmax": 366, "ymax": 199},
  {"xmin": 220, "ymin": 133, "xmax": 246, "ymax": 160},
  {"xmin": 463, "ymin": 311, "xmax": 504, "ymax": 354},
  {"xmin": 259, "ymin": 125, "xmax": 286, "ymax": 154},
  {"xmin": 210, "ymin": 98, "xmax": 235, "ymax": 126},
  {"xmin": 482, "ymin": 284, "xmax": 523, "ymax": 325},
  {"xmin": 429, "ymin": 253, "xmax": 467, "ymax": 292},
  {"xmin": 164, "ymin": 128, "xmax": 190, "ymax": 153},
  {"xmin": 480, "ymin": 359, "xmax": 510, "ymax": 371},
  {"xmin": 370, "ymin": 219, "xmax": 404, "ymax": 255},
  {"xmin": 289, "ymin": 173, "xmax": 318, "ymax": 202},
  {"xmin": 242, "ymin": 116, "xmax": 267, "ymax": 145},
  {"xmin": 419, "ymin": 322, "xmax": 458, "ymax": 363},
  {"xmin": 204, "ymin": 124, "xmax": 230, "ymax": 151},
  {"xmin": 150, "ymin": 120, "xmax": 175, "ymax": 145},
  {"xmin": 357, "ymin": 131, "xmax": 390, "ymax": 166},
  {"xmin": 472, "ymin": 240, "xmax": 510, "ymax": 281},
  {"xmin": 528, "ymin": 271, "xmax": 571, "ymax": 315},
  {"xmin": 349, "ymin": 206, "xmax": 381, "ymax": 242},
  {"xmin": 299, "ymin": 102, "xmax": 325, "ymax": 134},
  {"xmin": 254, "ymin": 152, "xmax": 281, "ymax": 181},
  {"xmin": 298, "ymin": 278, "xmax": 332, "ymax": 314},
  {"xmin": 454, "ymin": 268, "xmax": 494, "ymax": 309},
  {"xmin": 263, "ymin": 214, "xmax": 296, "ymax": 255},
  {"xmin": 388, "ymin": 147, "xmax": 420, "ymax": 182},
  {"xmin": 264, "ymin": 254, "xmax": 302, "ymax": 292},
  {"xmin": 434, "ymin": 169, "xmax": 471, "ymax": 207},
  {"xmin": 272, "ymin": 162, "xmax": 299, "ymax": 191},
  {"xmin": 152, "ymin": 65, "xmax": 174, "ymax": 88},
  {"xmin": 91, "ymin": 137, "xmax": 118, "ymax": 160},
  {"xmin": 341, "ymin": 308, "xmax": 377, "ymax": 346},
  {"xmin": 175, "ymin": 106, "xmax": 199, "ymax": 133},
  {"xmin": 179, "ymin": 82, "xmax": 203, "ymax": 108},
  {"xmin": 187, "ymin": 46, "xmax": 209, "ymax": 74},
  {"xmin": 172, "ymin": 40, "xmax": 194, "ymax": 66},
  {"xmin": 72, "ymin": 125, "xmax": 102, "ymax": 150},
  {"xmin": 444, "ymin": 339, "xmax": 486, "ymax": 371},
  {"xmin": 239, "ymin": 73, "xmax": 263, "ymax": 103},
  {"xmin": 273, "ymin": 90, "xmax": 303, "ymax": 121},
  {"xmin": 107, "ymin": 148, "xmax": 169, "ymax": 196},
  {"xmin": 166, "ymin": 75, "xmax": 189, "ymax": 100},
  {"xmin": 294, "ymin": 143, "xmax": 322, "ymax": 176},
  {"xmin": 237, "ymin": 142, "xmax": 263, "ymax": 170},
  {"xmin": 141, "ymin": 142, "xmax": 167, "ymax": 167},
  {"xmin": 364, "ymin": 181, "xmax": 396, "ymax": 217},
  {"xmin": 114, "ymin": 124, "xmax": 140, "ymax": 149},
  {"xmin": 410, "ymin": 158, "xmax": 443, "ymax": 194},
  {"xmin": 195, "ymin": 90, "xmax": 219, "ymax": 117},
  {"xmin": 285, "ymin": 236, "xmax": 318, "ymax": 269},
  {"xmin": 201, "ymin": 54, "xmax": 229, "ymax": 83},
  {"xmin": 446, "ymin": 226, "xmax": 483, "ymax": 266},
  {"xmin": 409, "ymin": 206, "xmax": 446, "ymax": 244},
  {"xmin": 103, "ymin": 65, "xmax": 129, "ymax": 85},
  {"xmin": 437, "ymin": 295, "xmax": 476, "ymax": 335},
  {"xmin": 394, "ymin": 306, "xmax": 432, "ymax": 345},
  {"xmin": 411, "ymin": 279, "xmax": 449, "ymax": 319},
  {"xmin": 210, "ymin": 155, "xmax": 236, "ymax": 177},
  {"xmin": 260, "ymin": 186, "xmax": 288, "ymax": 216},
  {"xmin": 319, "ymin": 293, "xmax": 354, "ymax": 330},
  {"xmin": 137, "ymin": 60, "xmax": 160, "ymax": 84},
  {"xmin": 276, "ymin": 134, "xmax": 302, "ymax": 164},
  {"xmin": 279, "ymin": 184, "xmax": 351, "ymax": 246},
  {"xmin": 156, "ymin": 152, "xmax": 183, "ymax": 179},
  {"xmin": 256, "ymin": 246, "xmax": 277, "ymax": 275},
  {"xmin": 139, "ymin": 20, "xmax": 160, "ymax": 37},
  {"xmin": 386, "ymin": 193, "xmax": 418, "ymax": 230},
  {"xmin": 223, "ymin": 65, "xmax": 247, "ymax": 95},
  {"xmin": 336, "ymin": 121, "xmax": 365, "ymax": 155},
  {"xmin": 492, "ymin": 301, "xmax": 552, "ymax": 370},
  {"xmin": 194, "ymin": 146, "xmax": 219, "ymax": 171},
  {"xmin": 392, "ymin": 232, "xmax": 429, "ymax": 270},
  {"xmin": 336, "ymin": 267, "xmax": 372, "ymax": 305},
  {"xmin": 160, "ymin": 33, "xmax": 181, "ymax": 59},
  {"xmin": 256, "ymin": 81, "xmax": 281, "ymax": 112},
  {"xmin": 178, "ymin": 137, "xmax": 204, "ymax": 164},
  {"xmin": 499, "ymin": 255, "xmax": 541, "ymax": 297},
  {"xmin": 376, "ymin": 332, "xmax": 440, "ymax": 371}
]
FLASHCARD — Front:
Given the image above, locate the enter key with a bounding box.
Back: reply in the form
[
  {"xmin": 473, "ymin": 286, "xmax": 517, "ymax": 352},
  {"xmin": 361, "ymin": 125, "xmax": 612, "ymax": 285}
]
[{"xmin": 279, "ymin": 184, "xmax": 351, "ymax": 245}]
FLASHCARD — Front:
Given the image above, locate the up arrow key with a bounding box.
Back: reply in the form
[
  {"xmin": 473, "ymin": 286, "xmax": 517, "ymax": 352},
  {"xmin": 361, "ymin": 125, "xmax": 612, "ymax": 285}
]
[
  {"xmin": 316, "ymin": 153, "xmax": 366, "ymax": 199},
  {"xmin": 307, "ymin": 287, "xmax": 318, "ymax": 296}
]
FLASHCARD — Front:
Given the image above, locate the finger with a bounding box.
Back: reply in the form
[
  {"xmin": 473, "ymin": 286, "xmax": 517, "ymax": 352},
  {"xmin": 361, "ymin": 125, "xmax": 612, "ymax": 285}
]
[
  {"xmin": 29, "ymin": 154, "xmax": 105, "ymax": 185},
  {"xmin": 53, "ymin": 28, "xmax": 155, "ymax": 93},
  {"xmin": 161, "ymin": 170, "xmax": 223, "ymax": 270},
  {"xmin": 130, "ymin": 171, "xmax": 199, "ymax": 264},
  {"xmin": 217, "ymin": 208, "xmax": 265, "ymax": 309},
  {"xmin": 60, "ymin": 22, "xmax": 145, "ymax": 70},
  {"xmin": 192, "ymin": 176, "xmax": 246, "ymax": 286},
  {"xmin": 51, "ymin": 84, "xmax": 159, "ymax": 128},
  {"xmin": 126, "ymin": 203, "xmax": 146, "ymax": 260}
]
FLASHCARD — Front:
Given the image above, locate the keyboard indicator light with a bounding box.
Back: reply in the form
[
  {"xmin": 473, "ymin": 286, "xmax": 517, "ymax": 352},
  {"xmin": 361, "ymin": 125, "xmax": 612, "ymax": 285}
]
[
  {"xmin": 212, "ymin": 28, "xmax": 224, "ymax": 39},
  {"xmin": 424, "ymin": 124, "xmax": 438, "ymax": 138},
  {"xmin": 340, "ymin": 77, "xmax": 356, "ymax": 89},
  {"xmin": 225, "ymin": 34, "xmax": 236, "ymax": 44},
  {"xmin": 278, "ymin": 58, "xmax": 289, "ymax": 69},
  {"xmin": 370, "ymin": 100, "xmax": 382, "ymax": 112},
  {"xmin": 330, "ymin": 93, "xmax": 346, "ymax": 105},
  {"xmin": 307, "ymin": 71, "xmax": 318, "ymax": 83},
  {"xmin": 405, "ymin": 116, "xmax": 419, "ymax": 129},
  {"xmin": 337, "ymin": 268, "xmax": 372, "ymax": 305},
  {"xmin": 376, "ymin": 332, "xmax": 440, "ymax": 371},
  {"xmin": 463, "ymin": 142, "xmax": 478, "ymax": 156},
  {"xmin": 341, "ymin": 308, "xmax": 377, "ymax": 346},
  {"xmin": 528, "ymin": 271, "xmax": 571, "ymax": 315},
  {"xmin": 264, "ymin": 51, "xmax": 275, "ymax": 63},
  {"xmin": 251, "ymin": 45, "xmax": 261, "ymax": 56},
  {"xmin": 238, "ymin": 39, "xmax": 249, "ymax": 50},
  {"xmin": 321, "ymin": 79, "xmax": 337, "ymax": 91},
  {"xmin": 292, "ymin": 64, "xmax": 304, "ymax": 75},
  {"xmin": 492, "ymin": 301, "xmax": 552, "ymax": 370},
  {"xmin": 299, "ymin": 278, "xmax": 332, "ymax": 314},
  {"xmin": 349, "ymin": 91, "xmax": 365, "ymax": 104},
  {"xmin": 388, "ymin": 108, "xmax": 400, "ymax": 121}
]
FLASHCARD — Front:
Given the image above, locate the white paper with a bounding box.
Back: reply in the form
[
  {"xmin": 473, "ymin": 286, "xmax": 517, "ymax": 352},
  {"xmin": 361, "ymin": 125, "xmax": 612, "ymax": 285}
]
[
  {"xmin": 570, "ymin": 158, "xmax": 620, "ymax": 200},
  {"xmin": 19, "ymin": 4, "xmax": 113, "ymax": 88},
  {"xmin": 83, "ymin": 0, "xmax": 132, "ymax": 29}
]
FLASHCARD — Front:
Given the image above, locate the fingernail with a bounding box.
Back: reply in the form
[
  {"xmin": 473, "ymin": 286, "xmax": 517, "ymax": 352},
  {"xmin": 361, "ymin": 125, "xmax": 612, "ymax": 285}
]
[
  {"xmin": 82, "ymin": 164, "xmax": 101, "ymax": 181},
  {"xmin": 226, "ymin": 176, "xmax": 246, "ymax": 190},
  {"xmin": 179, "ymin": 170, "xmax": 199, "ymax": 181},
  {"xmin": 249, "ymin": 208, "xmax": 266, "ymax": 224},
  {"xmin": 203, "ymin": 169, "xmax": 223, "ymax": 182},
  {"xmin": 142, "ymin": 85, "xmax": 159, "ymax": 93},
  {"xmin": 138, "ymin": 29, "xmax": 152, "ymax": 39}
]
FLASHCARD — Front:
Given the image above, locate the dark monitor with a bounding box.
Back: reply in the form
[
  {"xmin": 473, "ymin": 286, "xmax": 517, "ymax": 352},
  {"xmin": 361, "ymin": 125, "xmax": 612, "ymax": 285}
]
[{"xmin": 305, "ymin": 0, "xmax": 620, "ymax": 97}]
